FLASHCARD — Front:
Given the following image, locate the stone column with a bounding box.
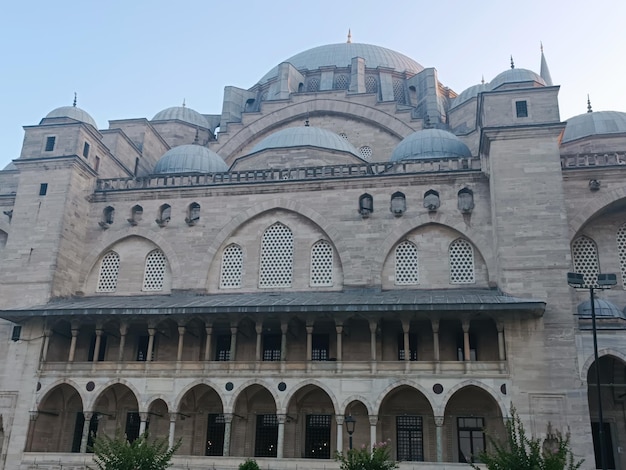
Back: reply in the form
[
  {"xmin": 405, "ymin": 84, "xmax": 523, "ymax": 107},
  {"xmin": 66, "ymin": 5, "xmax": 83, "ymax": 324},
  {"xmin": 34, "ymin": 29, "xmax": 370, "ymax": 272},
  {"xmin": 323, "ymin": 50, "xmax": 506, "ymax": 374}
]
[
  {"xmin": 435, "ymin": 416, "xmax": 444, "ymax": 462},
  {"xmin": 306, "ymin": 324, "xmax": 313, "ymax": 372},
  {"xmin": 41, "ymin": 327, "xmax": 51, "ymax": 363},
  {"xmin": 229, "ymin": 326, "xmax": 238, "ymax": 361},
  {"xmin": 26, "ymin": 411, "xmax": 38, "ymax": 451},
  {"xmin": 222, "ymin": 413, "xmax": 233, "ymax": 456},
  {"xmin": 402, "ymin": 320, "xmax": 410, "ymax": 362},
  {"xmin": 255, "ymin": 322, "xmax": 263, "ymax": 362},
  {"xmin": 336, "ymin": 415, "xmax": 344, "ymax": 453},
  {"xmin": 462, "ymin": 319, "xmax": 470, "ymax": 373},
  {"xmin": 335, "ymin": 323, "xmax": 343, "ymax": 373},
  {"xmin": 176, "ymin": 325, "xmax": 185, "ymax": 362},
  {"xmin": 93, "ymin": 326, "xmax": 103, "ymax": 363},
  {"xmin": 369, "ymin": 320, "xmax": 377, "ymax": 374},
  {"xmin": 369, "ymin": 415, "xmax": 378, "ymax": 448},
  {"xmin": 204, "ymin": 324, "xmax": 213, "ymax": 361},
  {"xmin": 168, "ymin": 413, "xmax": 177, "ymax": 449},
  {"xmin": 277, "ymin": 414, "xmax": 286, "ymax": 458},
  {"xmin": 146, "ymin": 327, "xmax": 156, "ymax": 362},
  {"xmin": 280, "ymin": 322, "xmax": 288, "ymax": 361},
  {"xmin": 497, "ymin": 322, "xmax": 506, "ymax": 361},
  {"xmin": 80, "ymin": 411, "xmax": 93, "ymax": 453},
  {"xmin": 118, "ymin": 323, "xmax": 127, "ymax": 362},
  {"xmin": 68, "ymin": 326, "xmax": 79, "ymax": 362}
]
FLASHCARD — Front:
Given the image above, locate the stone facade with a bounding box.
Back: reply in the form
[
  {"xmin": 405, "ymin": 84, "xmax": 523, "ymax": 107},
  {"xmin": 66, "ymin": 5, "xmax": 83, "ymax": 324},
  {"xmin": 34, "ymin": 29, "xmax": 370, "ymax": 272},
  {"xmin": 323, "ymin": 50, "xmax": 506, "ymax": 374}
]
[{"xmin": 0, "ymin": 40, "xmax": 624, "ymax": 469}]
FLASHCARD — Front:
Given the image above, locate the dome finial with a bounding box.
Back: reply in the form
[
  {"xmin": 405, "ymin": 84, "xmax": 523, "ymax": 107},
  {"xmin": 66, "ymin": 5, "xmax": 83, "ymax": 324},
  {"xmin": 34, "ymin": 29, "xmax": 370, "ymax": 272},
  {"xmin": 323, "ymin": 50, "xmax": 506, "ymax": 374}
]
[
  {"xmin": 481, "ymin": 75, "xmax": 485, "ymax": 85},
  {"xmin": 347, "ymin": 29, "xmax": 352, "ymax": 44},
  {"xmin": 182, "ymin": 98, "xmax": 186, "ymax": 108},
  {"xmin": 73, "ymin": 92, "xmax": 77, "ymax": 107},
  {"xmin": 587, "ymin": 94, "xmax": 593, "ymax": 113},
  {"xmin": 510, "ymin": 55, "xmax": 515, "ymax": 69}
]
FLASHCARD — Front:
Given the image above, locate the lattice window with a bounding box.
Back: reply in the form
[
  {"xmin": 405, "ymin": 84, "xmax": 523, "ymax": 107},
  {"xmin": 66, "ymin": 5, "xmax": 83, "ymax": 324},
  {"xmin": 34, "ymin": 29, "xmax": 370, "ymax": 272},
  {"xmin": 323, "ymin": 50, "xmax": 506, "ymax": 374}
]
[
  {"xmin": 310, "ymin": 240, "xmax": 333, "ymax": 286},
  {"xmin": 334, "ymin": 74, "xmax": 349, "ymax": 90},
  {"xmin": 618, "ymin": 224, "xmax": 626, "ymax": 289},
  {"xmin": 395, "ymin": 241, "xmax": 418, "ymax": 285},
  {"xmin": 220, "ymin": 244, "xmax": 243, "ymax": 289},
  {"xmin": 307, "ymin": 77, "xmax": 320, "ymax": 92},
  {"xmin": 393, "ymin": 79, "xmax": 406, "ymax": 104},
  {"xmin": 397, "ymin": 416, "xmax": 423, "ymax": 461},
  {"xmin": 449, "ymin": 239, "xmax": 475, "ymax": 284},
  {"xmin": 365, "ymin": 75, "xmax": 378, "ymax": 94},
  {"xmin": 572, "ymin": 236, "xmax": 599, "ymax": 287},
  {"xmin": 259, "ymin": 223, "xmax": 293, "ymax": 288},
  {"xmin": 96, "ymin": 251, "xmax": 120, "ymax": 292},
  {"xmin": 142, "ymin": 250, "xmax": 166, "ymax": 291},
  {"xmin": 359, "ymin": 146, "xmax": 373, "ymax": 160}
]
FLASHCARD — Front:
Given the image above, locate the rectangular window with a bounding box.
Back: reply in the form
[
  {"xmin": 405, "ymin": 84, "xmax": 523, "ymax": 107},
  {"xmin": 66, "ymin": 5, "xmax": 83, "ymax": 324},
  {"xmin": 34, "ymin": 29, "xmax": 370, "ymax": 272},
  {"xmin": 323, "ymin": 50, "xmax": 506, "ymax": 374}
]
[
  {"xmin": 398, "ymin": 333, "xmax": 418, "ymax": 361},
  {"xmin": 254, "ymin": 414, "xmax": 278, "ymax": 457},
  {"xmin": 45, "ymin": 136, "xmax": 56, "ymax": 152},
  {"xmin": 125, "ymin": 412, "xmax": 141, "ymax": 443},
  {"xmin": 515, "ymin": 100, "xmax": 528, "ymax": 118},
  {"xmin": 83, "ymin": 142, "xmax": 90, "ymax": 158},
  {"xmin": 215, "ymin": 334, "xmax": 231, "ymax": 361},
  {"xmin": 87, "ymin": 333, "xmax": 107, "ymax": 362},
  {"xmin": 263, "ymin": 334, "xmax": 281, "ymax": 361},
  {"xmin": 39, "ymin": 183, "xmax": 48, "ymax": 196},
  {"xmin": 305, "ymin": 414, "xmax": 331, "ymax": 459},
  {"xmin": 458, "ymin": 417, "xmax": 485, "ymax": 463},
  {"xmin": 312, "ymin": 334, "xmax": 329, "ymax": 361},
  {"xmin": 11, "ymin": 325, "xmax": 21, "ymax": 342},
  {"xmin": 206, "ymin": 414, "xmax": 225, "ymax": 456},
  {"xmin": 397, "ymin": 415, "xmax": 423, "ymax": 461}
]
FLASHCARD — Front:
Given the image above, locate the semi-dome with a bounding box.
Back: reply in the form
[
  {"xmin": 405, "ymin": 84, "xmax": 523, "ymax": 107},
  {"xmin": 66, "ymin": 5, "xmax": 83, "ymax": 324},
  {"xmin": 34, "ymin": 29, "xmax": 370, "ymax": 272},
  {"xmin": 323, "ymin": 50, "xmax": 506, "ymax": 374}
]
[
  {"xmin": 250, "ymin": 126, "xmax": 359, "ymax": 156},
  {"xmin": 152, "ymin": 106, "xmax": 210, "ymax": 129},
  {"xmin": 45, "ymin": 105, "xmax": 98, "ymax": 129},
  {"xmin": 259, "ymin": 43, "xmax": 423, "ymax": 84},
  {"xmin": 489, "ymin": 68, "xmax": 546, "ymax": 90},
  {"xmin": 578, "ymin": 299, "xmax": 626, "ymax": 319},
  {"xmin": 562, "ymin": 111, "xmax": 626, "ymax": 143},
  {"xmin": 154, "ymin": 144, "xmax": 227, "ymax": 174},
  {"xmin": 450, "ymin": 83, "xmax": 488, "ymax": 109},
  {"xmin": 390, "ymin": 129, "xmax": 472, "ymax": 162}
]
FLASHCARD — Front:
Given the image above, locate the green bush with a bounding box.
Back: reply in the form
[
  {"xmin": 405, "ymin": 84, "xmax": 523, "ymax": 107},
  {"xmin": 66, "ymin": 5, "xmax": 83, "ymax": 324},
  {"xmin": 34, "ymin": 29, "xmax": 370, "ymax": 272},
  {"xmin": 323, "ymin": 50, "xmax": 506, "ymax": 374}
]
[
  {"xmin": 335, "ymin": 440, "xmax": 398, "ymax": 470},
  {"xmin": 238, "ymin": 458, "xmax": 261, "ymax": 470},
  {"xmin": 89, "ymin": 432, "xmax": 180, "ymax": 470}
]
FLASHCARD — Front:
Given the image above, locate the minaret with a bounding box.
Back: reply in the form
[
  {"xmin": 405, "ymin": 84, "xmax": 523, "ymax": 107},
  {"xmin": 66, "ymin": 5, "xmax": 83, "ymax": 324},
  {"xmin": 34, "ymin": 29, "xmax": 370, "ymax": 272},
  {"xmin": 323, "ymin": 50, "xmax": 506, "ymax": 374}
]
[
  {"xmin": 347, "ymin": 29, "xmax": 352, "ymax": 43},
  {"xmin": 540, "ymin": 42, "xmax": 554, "ymax": 86}
]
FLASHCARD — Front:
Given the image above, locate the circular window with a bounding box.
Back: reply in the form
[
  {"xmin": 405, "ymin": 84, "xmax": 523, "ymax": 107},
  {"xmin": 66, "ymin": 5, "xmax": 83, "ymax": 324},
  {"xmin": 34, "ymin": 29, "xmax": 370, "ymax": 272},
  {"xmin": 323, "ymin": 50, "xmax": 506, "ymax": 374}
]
[
  {"xmin": 278, "ymin": 382, "xmax": 287, "ymax": 392},
  {"xmin": 432, "ymin": 383, "xmax": 444, "ymax": 394},
  {"xmin": 225, "ymin": 382, "xmax": 234, "ymax": 391},
  {"xmin": 86, "ymin": 381, "xmax": 95, "ymax": 392}
]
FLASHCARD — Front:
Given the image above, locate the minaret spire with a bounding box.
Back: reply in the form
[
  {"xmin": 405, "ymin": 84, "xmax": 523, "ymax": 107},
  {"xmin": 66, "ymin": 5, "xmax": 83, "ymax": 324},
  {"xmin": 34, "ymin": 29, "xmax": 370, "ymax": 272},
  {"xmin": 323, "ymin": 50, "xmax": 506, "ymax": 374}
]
[
  {"xmin": 182, "ymin": 98, "xmax": 186, "ymax": 108},
  {"xmin": 539, "ymin": 41, "xmax": 553, "ymax": 86},
  {"xmin": 73, "ymin": 92, "xmax": 77, "ymax": 107},
  {"xmin": 510, "ymin": 56, "xmax": 515, "ymax": 69},
  {"xmin": 347, "ymin": 29, "xmax": 352, "ymax": 44},
  {"xmin": 587, "ymin": 95, "xmax": 593, "ymax": 113}
]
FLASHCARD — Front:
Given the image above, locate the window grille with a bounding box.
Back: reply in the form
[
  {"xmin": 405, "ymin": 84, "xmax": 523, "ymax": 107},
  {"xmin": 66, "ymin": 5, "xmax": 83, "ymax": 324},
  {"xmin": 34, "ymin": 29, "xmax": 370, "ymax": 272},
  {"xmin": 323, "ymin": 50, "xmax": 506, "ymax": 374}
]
[
  {"xmin": 45, "ymin": 136, "xmax": 56, "ymax": 152},
  {"xmin": 396, "ymin": 416, "xmax": 423, "ymax": 461},
  {"xmin": 449, "ymin": 239, "xmax": 475, "ymax": 284},
  {"xmin": 142, "ymin": 250, "xmax": 166, "ymax": 291},
  {"xmin": 220, "ymin": 244, "xmax": 243, "ymax": 288},
  {"xmin": 255, "ymin": 414, "xmax": 278, "ymax": 457},
  {"xmin": 393, "ymin": 79, "xmax": 406, "ymax": 104},
  {"xmin": 458, "ymin": 417, "xmax": 485, "ymax": 463},
  {"xmin": 617, "ymin": 224, "xmax": 626, "ymax": 288},
  {"xmin": 572, "ymin": 236, "xmax": 599, "ymax": 287},
  {"xmin": 259, "ymin": 223, "xmax": 293, "ymax": 288},
  {"xmin": 215, "ymin": 335, "xmax": 231, "ymax": 361},
  {"xmin": 83, "ymin": 142, "xmax": 90, "ymax": 158},
  {"xmin": 263, "ymin": 334, "xmax": 281, "ymax": 361},
  {"xmin": 96, "ymin": 251, "xmax": 120, "ymax": 292},
  {"xmin": 359, "ymin": 146, "xmax": 373, "ymax": 160},
  {"xmin": 398, "ymin": 333, "xmax": 417, "ymax": 360},
  {"xmin": 307, "ymin": 77, "xmax": 320, "ymax": 92},
  {"xmin": 305, "ymin": 415, "xmax": 331, "ymax": 459},
  {"xmin": 125, "ymin": 412, "xmax": 141, "ymax": 443},
  {"xmin": 39, "ymin": 183, "xmax": 48, "ymax": 196},
  {"xmin": 334, "ymin": 75, "xmax": 349, "ymax": 90},
  {"xmin": 310, "ymin": 240, "xmax": 333, "ymax": 286},
  {"xmin": 515, "ymin": 100, "xmax": 528, "ymax": 118},
  {"xmin": 365, "ymin": 75, "xmax": 378, "ymax": 94},
  {"xmin": 312, "ymin": 334, "xmax": 329, "ymax": 361},
  {"xmin": 206, "ymin": 414, "xmax": 225, "ymax": 456},
  {"xmin": 395, "ymin": 241, "xmax": 418, "ymax": 285}
]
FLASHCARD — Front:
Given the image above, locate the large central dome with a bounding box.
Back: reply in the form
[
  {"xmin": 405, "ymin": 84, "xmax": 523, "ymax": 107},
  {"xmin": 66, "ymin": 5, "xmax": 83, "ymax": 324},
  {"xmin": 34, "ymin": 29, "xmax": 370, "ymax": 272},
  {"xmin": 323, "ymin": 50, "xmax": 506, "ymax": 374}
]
[{"xmin": 258, "ymin": 43, "xmax": 424, "ymax": 84}]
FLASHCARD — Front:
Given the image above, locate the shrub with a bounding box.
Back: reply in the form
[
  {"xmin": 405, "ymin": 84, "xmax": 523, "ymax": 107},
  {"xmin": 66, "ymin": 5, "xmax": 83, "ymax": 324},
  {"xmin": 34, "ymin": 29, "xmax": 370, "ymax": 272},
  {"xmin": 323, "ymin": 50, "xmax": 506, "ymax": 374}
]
[
  {"xmin": 239, "ymin": 458, "xmax": 261, "ymax": 470},
  {"xmin": 89, "ymin": 431, "xmax": 180, "ymax": 470},
  {"xmin": 335, "ymin": 440, "xmax": 399, "ymax": 470}
]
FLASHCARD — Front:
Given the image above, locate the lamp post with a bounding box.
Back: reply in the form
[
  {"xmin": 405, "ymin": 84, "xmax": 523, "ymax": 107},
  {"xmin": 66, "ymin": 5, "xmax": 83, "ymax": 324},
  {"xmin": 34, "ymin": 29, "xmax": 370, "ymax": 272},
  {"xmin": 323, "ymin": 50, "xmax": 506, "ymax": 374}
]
[
  {"xmin": 345, "ymin": 415, "xmax": 356, "ymax": 450},
  {"xmin": 567, "ymin": 271, "xmax": 616, "ymax": 470}
]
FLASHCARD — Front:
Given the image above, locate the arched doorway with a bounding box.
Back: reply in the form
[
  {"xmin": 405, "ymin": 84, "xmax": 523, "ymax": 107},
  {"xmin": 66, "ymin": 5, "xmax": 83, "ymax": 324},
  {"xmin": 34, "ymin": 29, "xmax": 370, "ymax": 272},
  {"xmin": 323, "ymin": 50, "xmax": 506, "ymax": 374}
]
[
  {"xmin": 146, "ymin": 399, "xmax": 169, "ymax": 442},
  {"xmin": 231, "ymin": 384, "xmax": 277, "ymax": 457},
  {"xmin": 176, "ymin": 384, "xmax": 224, "ymax": 456},
  {"xmin": 343, "ymin": 400, "xmax": 369, "ymax": 451},
  {"xmin": 92, "ymin": 384, "xmax": 140, "ymax": 442}
]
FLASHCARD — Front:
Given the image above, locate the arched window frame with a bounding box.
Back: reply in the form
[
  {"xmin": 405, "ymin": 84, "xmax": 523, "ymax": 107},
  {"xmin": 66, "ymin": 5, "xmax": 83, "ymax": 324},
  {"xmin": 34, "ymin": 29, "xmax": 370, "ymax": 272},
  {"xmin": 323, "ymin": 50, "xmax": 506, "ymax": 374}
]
[
  {"xmin": 259, "ymin": 223, "xmax": 293, "ymax": 288},
  {"xmin": 142, "ymin": 249, "xmax": 167, "ymax": 292},
  {"xmin": 395, "ymin": 240, "xmax": 418, "ymax": 285},
  {"xmin": 220, "ymin": 243, "xmax": 243, "ymax": 289},
  {"xmin": 572, "ymin": 235, "xmax": 600, "ymax": 288},
  {"xmin": 449, "ymin": 238, "xmax": 476, "ymax": 284},
  {"xmin": 310, "ymin": 240, "xmax": 333, "ymax": 287},
  {"xmin": 96, "ymin": 251, "xmax": 120, "ymax": 292}
]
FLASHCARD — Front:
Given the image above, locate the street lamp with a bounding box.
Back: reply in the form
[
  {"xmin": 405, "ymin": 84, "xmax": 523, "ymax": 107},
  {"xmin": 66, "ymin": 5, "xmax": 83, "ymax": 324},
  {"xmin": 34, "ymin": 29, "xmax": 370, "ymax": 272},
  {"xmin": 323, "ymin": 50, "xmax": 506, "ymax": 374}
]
[
  {"xmin": 345, "ymin": 415, "xmax": 356, "ymax": 450},
  {"xmin": 567, "ymin": 271, "xmax": 617, "ymax": 470}
]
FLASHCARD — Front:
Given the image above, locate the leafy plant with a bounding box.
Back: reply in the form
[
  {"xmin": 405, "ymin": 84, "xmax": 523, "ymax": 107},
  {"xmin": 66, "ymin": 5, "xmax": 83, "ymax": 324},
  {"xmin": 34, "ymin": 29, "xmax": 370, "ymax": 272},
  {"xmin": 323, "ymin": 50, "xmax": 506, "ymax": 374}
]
[
  {"xmin": 238, "ymin": 458, "xmax": 261, "ymax": 470},
  {"xmin": 89, "ymin": 431, "xmax": 181, "ymax": 470},
  {"xmin": 472, "ymin": 407, "xmax": 583, "ymax": 470},
  {"xmin": 335, "ymin": 440, "xmax": 399, "ymax": 470}
]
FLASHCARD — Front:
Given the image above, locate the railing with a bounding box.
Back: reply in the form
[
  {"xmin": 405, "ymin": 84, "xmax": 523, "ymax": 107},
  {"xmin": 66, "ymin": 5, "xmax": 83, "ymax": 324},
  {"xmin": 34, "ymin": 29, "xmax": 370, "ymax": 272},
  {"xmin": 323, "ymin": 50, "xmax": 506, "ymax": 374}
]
[
  {"xmin": 95, "ymin": 158, "xmax": 481, "ymax": 192},
  {"xmin": 561, "ymin": 152, "xmax": 626, "ymax": 169}
]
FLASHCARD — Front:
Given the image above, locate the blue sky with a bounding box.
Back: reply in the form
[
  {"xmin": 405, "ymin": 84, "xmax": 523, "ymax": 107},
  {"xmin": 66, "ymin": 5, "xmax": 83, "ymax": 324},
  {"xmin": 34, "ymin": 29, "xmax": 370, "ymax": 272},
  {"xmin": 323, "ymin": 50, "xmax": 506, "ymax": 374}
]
[{"xmin": 1, "ymin": 0, "xmax": 624, "ymax": 169}]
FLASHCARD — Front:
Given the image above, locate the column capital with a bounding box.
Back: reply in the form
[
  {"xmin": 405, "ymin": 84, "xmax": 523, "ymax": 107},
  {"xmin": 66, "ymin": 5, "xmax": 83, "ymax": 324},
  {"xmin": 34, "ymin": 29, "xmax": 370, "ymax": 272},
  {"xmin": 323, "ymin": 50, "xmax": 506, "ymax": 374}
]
[
  {"xmin": 255, "ymin": 323, "xmax": 263, "ymax": 334},
  {"xmin": 119, "ymin": 322, "xmax": 128, "ymax": 335},
  {"xmin": 496, "ymin": 321, "xmax": 504, "ymax": 333},
  {"xmin": 276, "ymin": 414, "xmax": 287, "ymax": 424},
  {"xmin": 139, "ymin": 412, "xmax": 149, "ymax": 422},
  {"xmin": 222, "ymin": 413, "xmax": 234, "ymax": 424},
  {"xmin": 430, "ymin": 318, "xmax": 440, "ymax": 333},
  {"xmin": 335, "ymin": 324, "xmax": 343, "ymax": 334},
  {"xmin": 369, "ymin": 415, "xmax": 378, "ymax": 426},
  {"xmin": 281, "ymin": 322, "xmax": 288, "ymax": 334},
  {"xmin": 205, "ymin": 325, "xmax": 213, "ymax": 334},
  {"xmin": 83, "ymin": 411, "xmax": 94, "ymax": 420},
  {"xmin": 401, "ymin": 319, "xmax": 411, "ymax": 333},
  {"xmin": 147, "ymin": 327, "xmax": 156, "ymax": 336},
  {"xmin": 178, "ymin": 326, "xmax": 186, "ymax": 336},
  {"xmin": 434, "ymin": 416, "xmax": 444, "ymax": 427},
  {"xmin": 369, "ymin": 320, "xmax": 378, "ymax": 333},
  {"xmin": 29, "ymin": 410, "xmax": 39, "ymax": 421},
  {"xmin": 461, "ymin": 319, "xmax": 470, "ymax": 332},
  {"xmin": 169, "ymin": 412, "xmax": 178, "ymax": 423},
  {"xmin": 336, "ymin": 415, "xmax": 344, "ymax": 425},
  {"xmin": 306, "ymin": 325, "xmax": 314, "ymax": 334},
  {"xmin": 230, "ymin": 326, "xmax": 238, "ymax": 335}
]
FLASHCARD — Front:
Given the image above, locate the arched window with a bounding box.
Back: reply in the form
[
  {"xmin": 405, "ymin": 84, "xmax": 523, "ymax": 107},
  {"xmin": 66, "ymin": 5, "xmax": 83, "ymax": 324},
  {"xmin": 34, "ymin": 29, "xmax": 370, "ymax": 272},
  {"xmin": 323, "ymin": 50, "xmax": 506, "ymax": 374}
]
[
  {"xmin": 220, "ymin": 244, "xmax": 243, "ymax": 289},
  {"xmin": 393, "ymin": 79, "xmax": 406, "ymax": 104},
  {"xmin": 96, "ymin": 251, "xmax": 120, "ymax": 292},
  {"xmin": 128, "ymin": 205, "xmax": 143, "ymax": 225},
  {"xmin": 142, "ymin": 250, "xmax": 167, "ymax": 291},
  {"xmin": 186, "ymin": 202, "xmax": 200, "ymax": 226},
  {"xmin": 572, "ymin": 236, "xmax": 599, "ymax": 287},
  {"xmin": 310, "ymin": 240, "xmax": 333, "ymax": 287},
  {"xmin": 156, "ymin": 204, "xmax": 171, "ymax": 227},
  {"xmin": 617, "ymin": 224, "xmax": 626, "ymax": 288},
  {"xmin": 259, "ymin": 223, "xmax": 293, "ymax": 288},
  {"xmin": 449, "ymin": 239, "xmax": 475, "ymax": 284},
  {"xmin": 395, "ymin": 241, "xmax": 418, "ymax": 285}
]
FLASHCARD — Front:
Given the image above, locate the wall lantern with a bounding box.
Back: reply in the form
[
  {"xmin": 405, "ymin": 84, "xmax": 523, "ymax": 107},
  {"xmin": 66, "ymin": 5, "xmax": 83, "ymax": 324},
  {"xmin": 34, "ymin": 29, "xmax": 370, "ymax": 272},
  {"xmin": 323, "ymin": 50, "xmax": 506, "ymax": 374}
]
[
  {"xmin": 390, "ymin": 191, "xmax": 406, "ymax": 217},
  {"xmin": 358, "ymin": 193, "xmax": 373, "ymax": 218}
]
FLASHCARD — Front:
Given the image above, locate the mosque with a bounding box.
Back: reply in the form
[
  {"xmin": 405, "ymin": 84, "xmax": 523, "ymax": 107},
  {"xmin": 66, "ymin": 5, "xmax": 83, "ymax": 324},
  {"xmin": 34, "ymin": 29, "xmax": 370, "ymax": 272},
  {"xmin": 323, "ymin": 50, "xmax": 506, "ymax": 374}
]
[{"xmin": 0, "ymin": 34, "xmax": 625, "ymax": 469}]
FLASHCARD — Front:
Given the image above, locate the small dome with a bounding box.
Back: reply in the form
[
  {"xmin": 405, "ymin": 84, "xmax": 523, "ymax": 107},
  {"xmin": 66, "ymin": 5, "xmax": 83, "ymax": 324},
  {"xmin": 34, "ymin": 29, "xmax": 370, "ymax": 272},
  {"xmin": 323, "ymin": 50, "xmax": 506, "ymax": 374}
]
[
  {"xmin": 577, "ymin": 299, "xmax": 625, "ymax": 319},
  {"xmin": 489, "ymin": 68, "xmax": 546, "ymax": 90},
  {"xmin": 154, "ymin": 145, "xmax": 227, "ymax": 174},
  {"xmin": 390, "ymin": 129, "xmax": 472, "ymax": 162},
  {"xmin": 258, "ymin": 43, "xmax": 423, "ymax": 84},
  {"xmin": 562, "ymin": 111, "xmax": 626, "ymax": 143},
  {"xmin": 250, "ymin": 127, "xmax": 359, "ymax": 156},
  {"xmin": 45, "ymin": 105, "xmax": 98, "ymax": 129},
  {"xmin": 451, "ymin": 83, "xmax": 488, "ymax": 109},
  {"xmin": 152, "ymin": 106, "xmax": 210, "ymax": 129}
]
